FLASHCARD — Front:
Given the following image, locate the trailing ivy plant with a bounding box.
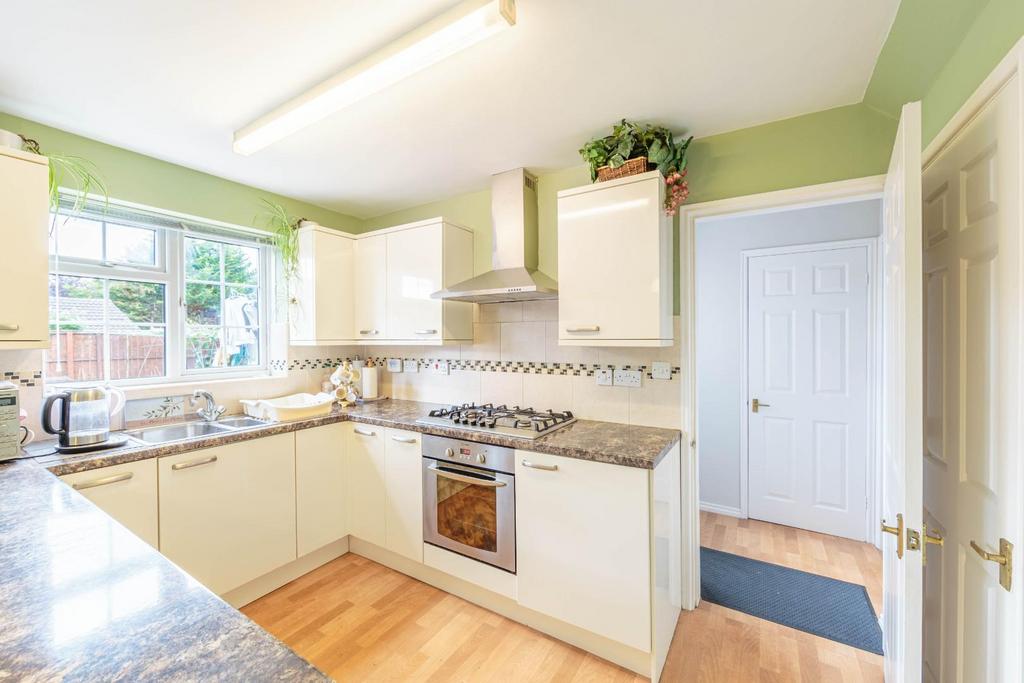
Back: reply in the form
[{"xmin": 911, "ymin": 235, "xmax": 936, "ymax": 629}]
[
  {"xmin": 260, "ymin": 199, "xmax": 303, "ymax": 281},
  {"xmin": 18, "ymin": 135, "xmax": 108, "ymax": 214},
  {"xmin": 578, "ymin": 119, "xmax": 693, "ymax": 182}
]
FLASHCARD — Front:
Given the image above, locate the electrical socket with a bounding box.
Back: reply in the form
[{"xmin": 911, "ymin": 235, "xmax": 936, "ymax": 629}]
[
  {"xmin": 651, "ymin": 361, "xmax": 672, "ymax": 380},
  {"xmin": 430, "ymin": 359, "xmax": 450, "ymax": 375},
  {"xmin": 595, "ymin": 368, "xmax": 613, "ymax": 386},
  {"xmin": 387, "ymin": 358, "xmax": 403, "ymax": 373},
  {"xmin": 613, "ymin": 369, "xmax": 642, "ymax": 388},
  {"xmin": 403, "ymin": 359, "xmax": 418, "ymax": 373}
]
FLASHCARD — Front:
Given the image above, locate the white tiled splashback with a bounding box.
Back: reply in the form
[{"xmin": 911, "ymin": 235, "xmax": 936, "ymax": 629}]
[{"xmin": 361, "ymin": 302, "xmax": 683, "ymax": 430}]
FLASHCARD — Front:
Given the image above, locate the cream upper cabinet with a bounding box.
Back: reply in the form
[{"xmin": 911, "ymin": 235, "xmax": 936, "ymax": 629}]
[
  {"xmin": 60, "ymin": 458, "xmax": 159, "ymax": 549},
  {"xmin": 158, "ymin": 434, "xmax": 297, "ymax": 595},
  {"xmin": 296, "ymin": 423, "xmax": 348, "ymax": 557},
  {"xmin": 384, "ymin": 428, "xmax": 423, "ymax": 562},
  {"xmin": 290, "ymin": 224, "xmax": 356, "ymax": 345},
  {"xmin": 557, "ymin": 171, "xmax": 672, "ymax": 346},
  {"xmin": 347, "ymin": 423, "xmax": 387, "ymax": 547},
  {"xmin": 515, "ymin": 449, "xmax": 652, "ymax": 652},
  {"xmin": 353, "ymin": 233, "xmax": 387, "ymax": 341},
  {"xmin": 384, "ymin": 218, "xmax": 474, "ymax": 344},
  {"xmin": 0, "ymin": 147, "xmax": 49, "ymax": 348}
]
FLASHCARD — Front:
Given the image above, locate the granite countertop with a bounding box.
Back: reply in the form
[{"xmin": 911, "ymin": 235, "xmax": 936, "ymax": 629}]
[
  {"xmin": 0, "ymin": 459, "xmax": 327, "ymax": 682},
  {"xmin": 37, "ymin": 399, "xmax": 682, "ymax": 476}
]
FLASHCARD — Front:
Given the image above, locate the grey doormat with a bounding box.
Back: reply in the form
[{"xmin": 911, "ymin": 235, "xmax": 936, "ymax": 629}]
[{"xmin": 700, "ymin": 546, "xmax": 883, "ymax": 655}]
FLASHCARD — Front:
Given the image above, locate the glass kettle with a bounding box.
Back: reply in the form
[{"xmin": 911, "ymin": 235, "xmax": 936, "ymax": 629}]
[{"xmin": 41, "ymin": 386, "xmax": 126, "ymax": 448}]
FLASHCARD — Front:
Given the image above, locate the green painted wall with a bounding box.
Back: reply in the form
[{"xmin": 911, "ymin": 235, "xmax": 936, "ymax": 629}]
[{"xmin": 0, "ymin": 111, "xmax": 361, "ymax": 231}]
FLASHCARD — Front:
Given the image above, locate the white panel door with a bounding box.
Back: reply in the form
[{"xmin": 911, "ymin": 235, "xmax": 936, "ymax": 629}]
[
  {"xmin": 880, "ymin": 101, "xmax": 923, "ymax": 683},
  {"xmin": 354, "ymin": 233, "xmax": 387, "ymax": 341},
  {"xmin": 922, "ymin": 67, "xmax": 1021, "ymax": 683},
  {"xmin": 747, "ymin": 244, "xmax": 870, "ymax": 540},
  {"xmin": 387, "ymin": 225, "xmax": 443, "ymax": 341}
]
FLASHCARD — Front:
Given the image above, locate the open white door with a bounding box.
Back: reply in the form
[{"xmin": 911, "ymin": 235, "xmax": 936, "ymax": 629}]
[{"xmin": 880, "ymin": 100, "xmax": 923, "ymax": 682}]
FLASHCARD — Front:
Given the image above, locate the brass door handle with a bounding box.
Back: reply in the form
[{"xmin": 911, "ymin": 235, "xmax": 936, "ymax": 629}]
[
  {"xmin": 881, "ymin": 513, "xmax": 905, "ymax": 559},
  {"xmin": 922, "ymin": 524, "xmax": 944, "ymax": 566},
  {"xmin": 970, "ymin": 538, "xmax": 1013, "ymax": 592},
  {"xmin": 752, "ymin": 398, "xmax": 771, "ymax": 413}
]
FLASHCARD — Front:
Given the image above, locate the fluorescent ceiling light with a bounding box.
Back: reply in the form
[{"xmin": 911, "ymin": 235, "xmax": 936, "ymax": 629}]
[{"xmin": 233, "ymin": 0, "xmax": 516, "ymax": 156}]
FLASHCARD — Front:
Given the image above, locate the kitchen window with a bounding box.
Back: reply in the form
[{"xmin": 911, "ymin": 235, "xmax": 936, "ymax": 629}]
[{"xmin": 47, "ymin": 196, "xmax": 271, "ymax": 386}]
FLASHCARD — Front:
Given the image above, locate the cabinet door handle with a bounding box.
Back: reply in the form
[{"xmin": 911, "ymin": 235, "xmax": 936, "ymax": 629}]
[
  {"xmin": 414, "ymin": 329, "xmax": 438, "ymax": 335},
  {"xmin": 72, "ymin": 472, "xmax": 133, "ymax": 490},
  {"xmin": 359, "ymin": 329, "xmax": 379, "ymax": 335},
  {"xmin": 354, "ymin": 427, "xmax": 376, "ymax": 437},
  {"xmin": 171, "ymin": 455, "xmax": 218, "ymax": 471},
  {"xmin": 521, "ymin": 460, "xmax": 558, "ymax": 472},
  {"xmin": 565, "ymin": 326, "xmax": 600, "ymax": 333},
  {"xmin": 391, "ymin": 435, "xmax": 417, "ymax": 444},
  {"xmin": 0, "ymin": 323, "xmax": 20, "ymax": 332}
]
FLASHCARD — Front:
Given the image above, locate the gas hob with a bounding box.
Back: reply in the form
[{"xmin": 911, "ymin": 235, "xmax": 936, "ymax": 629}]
[{"xmin": 416, "ymin": 403, "xmax": 576, "ymax": 440}]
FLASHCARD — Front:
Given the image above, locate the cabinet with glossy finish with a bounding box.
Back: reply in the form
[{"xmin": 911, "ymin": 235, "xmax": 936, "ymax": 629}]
[
  {"xmin": 0, "ymin": 147, "xmax": 48, "ymax": 348},
  {"xmin": 353, "ymin": 233, "xmax": 387, "ymax": 341},
  {"xmin": 384, "ymin": 428, "xmax": 422, "ymax": 561},
  {"xmin": 557, "ymin": 171, "xmax": 672, "ymax": 346},
  {"xmin": 289, "ymin": 225, "xmax": 356, "ymax": 345},
  {"xmin": 60, "ymin": 458, "xmax": 159, "ymax": 548},
  {"xmin": 296, "ymin": 423, "xmax": 348, "ymax": 557},
  {"xmin": 158, "ymin": 433, "xmax": 296, "ymax": 595},
  {"xmin": 347, "ymin": 423, "xmax": 387, "ymax": 546}
]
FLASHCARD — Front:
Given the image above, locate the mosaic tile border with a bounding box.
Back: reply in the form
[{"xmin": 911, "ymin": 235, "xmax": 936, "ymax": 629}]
[
  {"xmin": 1, "ymin": 370, "xmax": 43, "ymax": 388},
  {"xmin": 276, "ymin": 357, "xmax": 681, "ymax": 380}
]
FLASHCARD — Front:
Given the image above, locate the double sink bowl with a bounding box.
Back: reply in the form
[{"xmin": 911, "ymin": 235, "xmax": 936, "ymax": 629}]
[{"xmin": 123, "ymin": 416, "xmax": 270, "ymax": 445}]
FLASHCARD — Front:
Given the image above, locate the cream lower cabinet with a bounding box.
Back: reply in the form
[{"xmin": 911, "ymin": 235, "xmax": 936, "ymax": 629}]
[
  {"xmin": 60, "ymin": 459, "xmax": 159, "ymax": 548},
  {"xmin": 515, "ymin": 449, "xmax": 653, "ymax": 652},
  {"xmin": 347, "ymin": 424, "xmax": 387, "ymax": 546},
  {"xmin": 557, "ymin": 170, "xmax": 673, "ymax": 346},
  {"xmin": 384, "ymin": 428, "xmax": 422, "ymax": 562},
  {"xmin": 296, "ymin": 423, "xmax": 348, "ymax": 557},
  {"xmin": 158, "ymin": 433, "xmax": 296, "ymax": 595}
]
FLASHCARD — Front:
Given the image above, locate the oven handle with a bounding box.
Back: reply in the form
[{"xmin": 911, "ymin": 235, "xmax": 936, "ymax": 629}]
[{"xmin": 428, "ymin": 464, "xmax": 507, "ymax": 488}]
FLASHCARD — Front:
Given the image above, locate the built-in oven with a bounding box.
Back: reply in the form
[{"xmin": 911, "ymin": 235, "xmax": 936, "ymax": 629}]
[{"xmin": 422, "ymin": 434, "xmax": 516, "ymax": 573}]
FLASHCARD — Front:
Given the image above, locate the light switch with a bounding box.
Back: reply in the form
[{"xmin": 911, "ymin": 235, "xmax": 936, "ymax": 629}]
[
  {"xmin": 651, "ymin": 361, "xmax": 672, "ymax": 380},
  {"xmin": 596, "ymin": 368, "xmax": 613, "ymax": 386},
  {"xmin": 613, "ymin": 369, "xmax": 642, "ymax": 388},
  {"xmin": 403, "ymin": 359, "xmax": 418, "ymax": 373}
]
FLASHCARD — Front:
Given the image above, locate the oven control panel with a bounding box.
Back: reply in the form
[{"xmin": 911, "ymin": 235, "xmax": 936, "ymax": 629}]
[{"xmin": 422, "ymin": 434, "xmax": 514, "ymax": 475}]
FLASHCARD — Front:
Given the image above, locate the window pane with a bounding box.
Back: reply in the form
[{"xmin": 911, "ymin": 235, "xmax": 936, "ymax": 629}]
[
  {"xmin": 53, "ymin": 216, "xmax": 103, "ymax": 261},
  {"xmin": 185, "ymin": 283, "xmax": 221, "ymax": 324},
  {"xmin": 48, "ymin": 275, "xmax": 106, "ymax": 384},
  {"xmin": 185, "ymin": 326, "xmax": 223, "ymax": 369},
  {"xmin": 224, "ymin": 244, "xmax": 259, "ymax": 285},
  {"xmin": 108, "ymin": 280, "xmax": 165, "ymax": 323},
  {"xmin": 108, "ymin": 325, "xmax": 165, "ymax": 380},
  {"xmin": 185, "ymin": 237, "xmax": 220, "ymax": 281},
  {"xmin": 224, "ymin": 328, "xmax": 259, "ymax": 367},
  {"xmin": 225, "ymin": 286, "xmax": 258, "ymax": 326},
  {"xmin": 106, "ymin": 224, "xmax": 156, "ymax": 265}
]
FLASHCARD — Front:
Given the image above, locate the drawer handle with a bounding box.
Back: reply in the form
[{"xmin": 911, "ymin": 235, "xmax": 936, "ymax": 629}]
[
  {"xmin": 565, "ymin": 326, "xmax": 600, "ymax": 333},
  {"xmin": 171, "ymin": 455, "xmax": 218, "ymax": 471},
  {"xmin": 391, "ymin": 435, "xmax": 417, "ymax": 444},
  {"xmin": 0, "ymin": 323, "xmax": 20, "ymax": 332},
  {"xmin": 354, "ymin": 427, "xmax": 376, "ymax": 437},
  {"xmin": 414, "ymin": 329, "xmax": 438, "ymax": 335},
  {"xmin": 521, "ymin": 460, "xmax": 558, "ymax": 472},
  {"xmin": 72, "ymin": 472, "xmax": 133, "ymax": 490},
  {"xmin": 359, "ymin": 329, "xmax": 379, "ymax": 335}
]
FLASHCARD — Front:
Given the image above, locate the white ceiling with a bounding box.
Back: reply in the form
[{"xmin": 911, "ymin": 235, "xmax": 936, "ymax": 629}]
[{"xmin": 0, "ymin": 0, "xmax": 899, "ymax": 219}]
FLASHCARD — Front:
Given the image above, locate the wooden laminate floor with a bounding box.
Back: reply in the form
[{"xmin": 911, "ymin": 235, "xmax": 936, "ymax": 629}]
[{"xmin": 243, "ymin": 512, "xmax": 882, "ymax": 682}]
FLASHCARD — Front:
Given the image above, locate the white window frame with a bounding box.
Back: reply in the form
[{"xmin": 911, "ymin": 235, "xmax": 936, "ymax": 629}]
[{"xmin": 47, "ymin": 199, "xmax": 272, "ymax": 388}]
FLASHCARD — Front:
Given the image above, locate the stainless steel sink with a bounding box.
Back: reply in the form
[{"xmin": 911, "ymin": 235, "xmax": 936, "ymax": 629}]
[
  {"xmin": 125, "ymin": 421, "xmax": 234, "ymax": 444},
  {"xmin": 215, "ymin": 416, "xmax": 269, "ymax": 429}
]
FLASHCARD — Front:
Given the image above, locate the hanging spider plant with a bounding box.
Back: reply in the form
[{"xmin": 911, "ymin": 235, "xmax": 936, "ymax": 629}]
[
  {"xmin": 18, "ymin": 135, "xmax": 108, "ymax": 214},
  {"xmin": 259, "ymin": 199, "xmax": 304, "ymax": 281}
]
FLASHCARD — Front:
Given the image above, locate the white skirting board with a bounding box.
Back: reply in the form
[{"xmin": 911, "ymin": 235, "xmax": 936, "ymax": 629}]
[{"xmin": 699, "ymin": 501, "xmax": 744, "ymax": 518}]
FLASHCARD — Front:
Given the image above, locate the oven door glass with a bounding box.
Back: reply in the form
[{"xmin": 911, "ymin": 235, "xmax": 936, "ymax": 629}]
[{"xmin": 423, "ymin": 459, "xmax": 515, "ymax": 572}]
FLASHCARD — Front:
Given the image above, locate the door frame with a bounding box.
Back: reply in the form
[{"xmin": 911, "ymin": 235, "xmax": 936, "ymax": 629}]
[
  {"xmin": 678, "ymin": 174, "xmax": 885, "ymax": 609},
  {"xmin": 738, "ymin": 237, "xmax": 880, "ymax": 543}
]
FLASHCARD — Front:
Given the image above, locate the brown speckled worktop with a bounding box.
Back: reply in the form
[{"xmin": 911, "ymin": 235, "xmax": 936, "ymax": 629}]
[
  {"xmin": 36, "ymin": 399, "xmax": 681, "ymax": 476},
  {"xmin": 0, "ymin": 459, "xmax": 327, "ymax": 682}
]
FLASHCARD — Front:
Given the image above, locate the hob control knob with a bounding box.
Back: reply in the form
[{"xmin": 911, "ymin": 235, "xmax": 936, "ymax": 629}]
[
  {"xmin": 444, "ymin": 447, "xmax": 455, "ymax": 458},
  {"xmin": 476, "ymin": 454, "xmax": 486, "ymax": 464}
]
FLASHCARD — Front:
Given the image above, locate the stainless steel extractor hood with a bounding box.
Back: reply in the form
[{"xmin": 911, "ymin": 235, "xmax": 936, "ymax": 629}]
[{"xmin": 432, "ymin": 168, "xmax": 557, "ymax": 304}]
